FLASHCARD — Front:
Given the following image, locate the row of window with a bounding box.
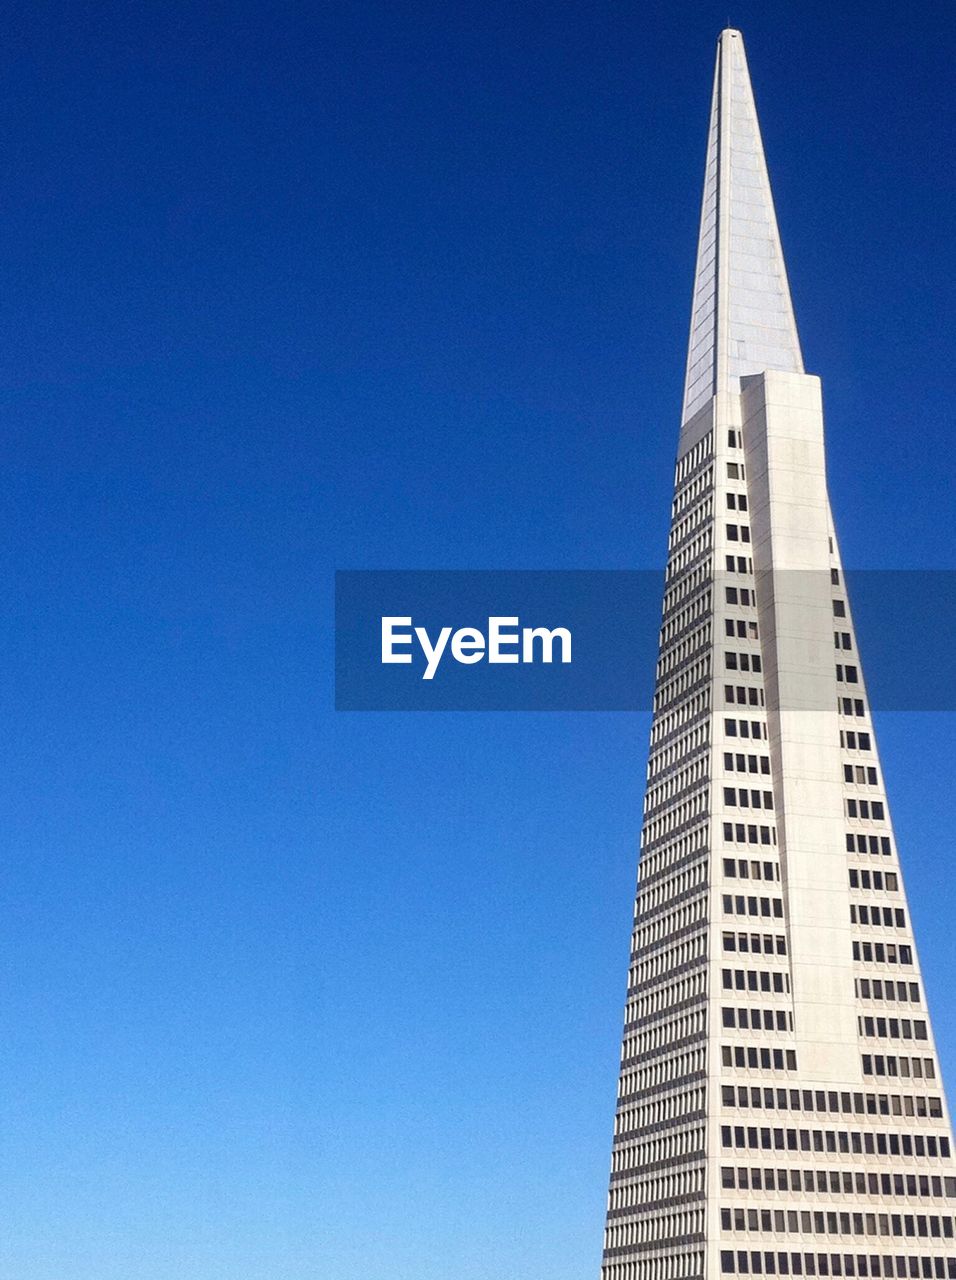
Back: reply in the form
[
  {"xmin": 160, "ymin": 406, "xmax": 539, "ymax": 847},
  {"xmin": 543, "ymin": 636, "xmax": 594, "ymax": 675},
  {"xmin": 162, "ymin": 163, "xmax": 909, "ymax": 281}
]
[
  {"xmin": 654, "ymin": 654, "xmax": 712, "ymax": 715},
  {"xmin": 648, "ymin": 689, "xmax": 708, "ymax": 752},
  {"xmin": 857, "ymin": 978, "xmax": 920, "ymax": 1003},
  {"xmin": 637, "ymin": 828, "xmax": 708, "ymax": 891},
  {"xmin": 851, "ymin": 871, "xmax": 898, "ymax": 892},
  {"xmin": 841, "ymin": 698, "xmax": 867, "ymax": 717},
  {"xmin": 605, "ymin": 1166, "xmax": 703, "ymax": 1212},
  {"xmin": 723, "ymin": 968, "xmax": 790, "ymax": 994},
  {"xmin": 853, "ymin": 904, "xmax": 905, "ymax": 929},
  {"xmin": 854, "ymin": 941, "xmax": 913, "ymax": 966},
  {"xmin": 727, "ymin": 618, "xmax": 759, "ymax": 638},
  {"xmin": 609, "ymin": 1123, "xmax": 704, "ymax": 1174},
  {"xmin": 648, "ymin": 722, "xmax": 709, "ymax": 780},
  {"xmin": 853, "ymin": 903, "xmax": 905, "ymax": 929},
  {"xmin": 635, "ymin": 862, "xmax": 707, "ymax": 921},
  {"xmin": 673, "ymin": 431, "xmax": 712, "ymax": 487},
  {"xmin": 725, "ymin": 788, "xmax": 774, "ymax": 809},
  {"xmin": 723, "ymin": 823, "xmax": 777, "ymax": 845},
  {"xmin": 728, "ymin": 524, "xmax": 752, "ymax": 543},
  {"xmin": 722, "ymin": 1007, "xmax": 792, "ymax": 1032},
  {"xmin": 727, "ymin": 586, "xmax": 756, "ymax": 605},
  {"xmin": 723, "ymin": 1045, "xmax": 798, "ymax": 1071},
  {"xmin": 848, "ymin": 799, "xmax": 887, "ymax": 821},
  {"xmin": 842, "ymin": 731, "xmax": 872, "ymax": 750},
  {"xmin": 727, "ymin": 555, "xmax": 755, "ymax": 573},
  {"xmin": 724, "ymin": 895, "xmax": 784, "ymax": 920},
  {"xmin": 626, "ymin": 969, "xmax": 705, "ymax": 1024},
  {"xmin": 666, "ymin": 527, "xmax": 712, "ymax": 579},
  {"xmin": 724, "ymin": 932, "xmax": 788, "ymax": 956},
  {"xmin": 617, "ymin": 1045, "xmax": 706, "ymax": 1099},
  {"xmin": 657, "ymin": 624, "xmax": 712, "ymax": 679},
  {"xmin": 726, "ymin": 685, "xmax": 766, "ymax": 706},
  {"xmin": 668, "ymin": 496, "xmax": 712, "ymax": 555},
  {"xmin": 659, "ymin": 588, "xmax": 711, "ymax": 650},
  {"xmin": 848, "ymin": 833, "xmax": 893, "ymax": 857},
  {"xmin": 614, "ymin": 1087, "xmax": 705, "ymax": 1139},
  {"xmin": 846, "ymin": 765, "xmax": 879, "ymax": 785},
  {"xmin": 720, "ymin": 1250, "xmax": 956, "ymax": 1278},
  {"xmin": 632, "ymin": 897, "xmax": 707, "ymax": 956},
  {"xmin": 661, "ymin": 564, "xmax": 712, "ymax": 627},
  {"xmin": 720, "ymin": 1206, "xmax": 954, "ymax": 1240},
  {"xmin": 601, "ymin": 1254, "xmax": 702, "ymax": 1280},
  {"xmin": 859, "ymin": 1017, "xmax": 927, "ymax": 1042},
  {"xmin": 726, "ymin": 719, "xmax": 769, "ymax": 739},
  {"xmin": 643, "ymin": 757, "xmax": 708, "ymax": 815},
  {"xmin": 718, "ymin": 1086, "xmax": 943, "ymax": 1121},
  {"xmin": 724, "ymin": 860, "xmax": 779, "ymax": 882},
  {"xmin": 605, "ymin": 1207, "xmax": 704, "ymax": 1250},
  {"xmin": 726, "ymin": 752, "xmax": 771, "ymax": 774},
  {"xmin": 721, "ymin": 1166, "xmax": 956, "ymax": 1200},
  {"xmin": 642, "ymin": 789, "xmax": 708, "ymax": 848},
  {"xmin": 630, "ymin": 929, "xmax": 706, "ymax": 989},
  {"xmin": 728, "ymin": 651, "xmax": 762, "ymax": 672},
  {"xmin": 863, "ymin": 1056, "xmax": 935, "ymax": 1081},
  {"xmin": 721, "ymin": 1126, "xmax": 951, "ymax": 1160},
  {"xmin": 621, "ymin": 1008, "xmax": 707, "ymax": 1063}
]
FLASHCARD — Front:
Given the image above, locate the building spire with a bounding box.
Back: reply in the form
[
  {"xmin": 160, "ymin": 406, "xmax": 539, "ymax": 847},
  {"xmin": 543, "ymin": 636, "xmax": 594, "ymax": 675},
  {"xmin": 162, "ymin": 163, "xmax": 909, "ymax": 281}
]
[{"xmin": 681, "ymin": 28, "xmax": 803, "ymax": 424}]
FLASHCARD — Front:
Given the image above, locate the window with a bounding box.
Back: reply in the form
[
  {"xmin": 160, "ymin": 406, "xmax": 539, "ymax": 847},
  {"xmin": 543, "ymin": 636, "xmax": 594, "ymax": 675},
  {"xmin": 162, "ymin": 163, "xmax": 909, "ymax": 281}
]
[{"xmin": 833, "ymin": 599, "xmax": 847, "ymax": 617}]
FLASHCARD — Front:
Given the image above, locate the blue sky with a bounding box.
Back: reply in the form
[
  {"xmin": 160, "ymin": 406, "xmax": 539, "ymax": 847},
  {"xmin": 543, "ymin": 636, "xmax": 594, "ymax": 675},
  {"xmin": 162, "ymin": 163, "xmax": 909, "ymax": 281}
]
[{"xmin": 0, "ymin": 1, "xmax": 954, "ymax": 1277}]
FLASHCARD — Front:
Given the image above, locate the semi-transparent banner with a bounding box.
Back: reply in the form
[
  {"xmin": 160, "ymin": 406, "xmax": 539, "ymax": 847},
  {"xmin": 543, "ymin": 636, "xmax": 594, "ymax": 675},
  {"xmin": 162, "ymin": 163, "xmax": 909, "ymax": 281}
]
[{"xmin": 334, "ymin": 570, "xmax": 956, "ymax": 711}]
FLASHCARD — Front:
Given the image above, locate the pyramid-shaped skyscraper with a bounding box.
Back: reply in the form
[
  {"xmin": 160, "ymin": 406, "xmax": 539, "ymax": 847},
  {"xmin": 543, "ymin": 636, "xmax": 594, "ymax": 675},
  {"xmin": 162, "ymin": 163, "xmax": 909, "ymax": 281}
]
[{"xmin": 600, "ymin": 29, "xmax": 956, "ymax": 1280}]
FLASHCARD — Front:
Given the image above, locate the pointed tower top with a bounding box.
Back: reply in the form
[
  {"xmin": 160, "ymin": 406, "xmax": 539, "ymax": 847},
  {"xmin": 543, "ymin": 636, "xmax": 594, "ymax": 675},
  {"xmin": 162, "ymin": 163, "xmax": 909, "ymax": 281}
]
[{"xmin": 681, "ymin": 28, "xmax": 803, "ymax": 425}]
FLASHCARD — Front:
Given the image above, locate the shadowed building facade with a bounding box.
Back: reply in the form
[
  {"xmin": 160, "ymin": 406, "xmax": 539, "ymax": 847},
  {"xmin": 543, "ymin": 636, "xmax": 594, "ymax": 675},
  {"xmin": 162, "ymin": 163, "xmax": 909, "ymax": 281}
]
[{"xmin": 600, "ymin": 29, "xmax": 956, "ymax": 1280}]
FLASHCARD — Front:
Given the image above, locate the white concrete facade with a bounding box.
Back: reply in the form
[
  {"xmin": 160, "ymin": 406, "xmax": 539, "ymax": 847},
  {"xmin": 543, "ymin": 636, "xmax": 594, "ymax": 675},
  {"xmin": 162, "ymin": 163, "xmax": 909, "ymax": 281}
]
[{"xmin": 601, "ymin": 30, "xmax": 956, "ymax": 1280}]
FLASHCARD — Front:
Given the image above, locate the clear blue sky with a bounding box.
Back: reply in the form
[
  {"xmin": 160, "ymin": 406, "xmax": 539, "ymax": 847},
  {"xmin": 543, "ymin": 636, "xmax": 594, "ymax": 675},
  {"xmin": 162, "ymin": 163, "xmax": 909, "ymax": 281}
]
[{"xmin": 0, "ymin": 2, "xmax": 954, "ymax": 1277}]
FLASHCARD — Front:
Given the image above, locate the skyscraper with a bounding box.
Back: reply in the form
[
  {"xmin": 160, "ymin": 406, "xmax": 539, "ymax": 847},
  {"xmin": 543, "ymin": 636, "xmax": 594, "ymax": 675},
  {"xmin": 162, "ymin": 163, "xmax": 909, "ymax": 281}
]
[{"xmin": 600, "ymin": 29, "xmax": 956, "ymax": 1280}]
